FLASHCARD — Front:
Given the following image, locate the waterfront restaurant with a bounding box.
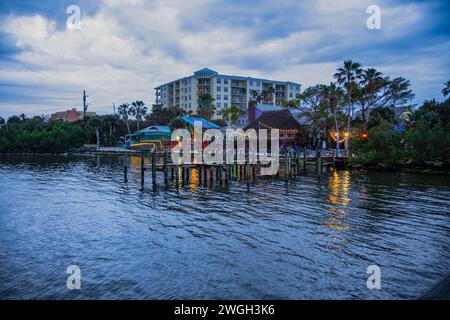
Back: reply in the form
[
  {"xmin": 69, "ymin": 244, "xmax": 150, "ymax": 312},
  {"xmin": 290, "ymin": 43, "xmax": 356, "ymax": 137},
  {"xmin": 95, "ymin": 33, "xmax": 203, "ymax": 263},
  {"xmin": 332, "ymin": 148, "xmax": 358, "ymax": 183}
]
[
  {"xmin": 124, "ymin": 125, "xmax": 172, "ymax": 150},
  {"xmin": 244, "ymin": 109, "xmax": 303, "ymax": 148}
]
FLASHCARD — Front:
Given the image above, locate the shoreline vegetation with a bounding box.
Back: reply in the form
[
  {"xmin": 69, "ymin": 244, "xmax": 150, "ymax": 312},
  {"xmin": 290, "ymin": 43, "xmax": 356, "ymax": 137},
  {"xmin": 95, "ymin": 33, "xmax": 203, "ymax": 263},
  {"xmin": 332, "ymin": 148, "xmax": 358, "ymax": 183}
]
[{"xmin": 1, "ymin": 61, "xmax": 449, "ymax": 175}]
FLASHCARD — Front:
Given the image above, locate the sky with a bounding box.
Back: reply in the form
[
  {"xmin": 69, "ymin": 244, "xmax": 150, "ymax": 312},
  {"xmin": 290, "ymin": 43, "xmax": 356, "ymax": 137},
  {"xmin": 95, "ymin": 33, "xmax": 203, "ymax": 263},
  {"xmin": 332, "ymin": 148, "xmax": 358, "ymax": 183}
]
[{"xmin": 0, "ymin": 0, "xmax": 449, "ymax": 118}]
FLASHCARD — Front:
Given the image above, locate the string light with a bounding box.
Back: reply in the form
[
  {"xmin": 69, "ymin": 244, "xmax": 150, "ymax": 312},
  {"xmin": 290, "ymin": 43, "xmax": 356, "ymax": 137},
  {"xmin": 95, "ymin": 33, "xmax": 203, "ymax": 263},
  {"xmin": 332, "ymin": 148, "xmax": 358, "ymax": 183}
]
[{"xmin": 259, "ymin": 122, "xmax": 299, "ymax": 134}]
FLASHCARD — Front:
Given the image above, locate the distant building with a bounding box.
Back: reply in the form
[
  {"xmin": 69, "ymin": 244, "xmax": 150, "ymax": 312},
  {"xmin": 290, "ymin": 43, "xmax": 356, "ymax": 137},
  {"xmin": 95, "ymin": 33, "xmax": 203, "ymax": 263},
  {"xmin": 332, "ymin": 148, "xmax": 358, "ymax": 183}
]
[
  {"xmin": 50, "ymin": 108, "xmax": 96, "ymax": 122},
  {"xmin": 155, "ymin": 68, "xmax": 301, "ymax": 118}
]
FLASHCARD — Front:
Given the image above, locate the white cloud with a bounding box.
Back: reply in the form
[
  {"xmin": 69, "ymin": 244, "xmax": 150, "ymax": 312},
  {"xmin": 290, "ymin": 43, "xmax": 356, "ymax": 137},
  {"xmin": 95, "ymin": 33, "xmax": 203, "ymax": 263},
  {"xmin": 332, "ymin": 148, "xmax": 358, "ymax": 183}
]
[{"xmin": 0, "ymin": 0, "xmax": 448, "ymax": 117}]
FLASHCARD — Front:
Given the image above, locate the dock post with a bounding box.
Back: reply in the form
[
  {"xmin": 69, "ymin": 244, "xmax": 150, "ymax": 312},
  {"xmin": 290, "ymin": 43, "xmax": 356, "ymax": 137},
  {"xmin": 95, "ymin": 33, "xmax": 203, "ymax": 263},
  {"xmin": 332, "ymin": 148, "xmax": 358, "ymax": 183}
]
[
  {"xmin": 246, "ymin": 152, "xmax": 250, "ymax": 184},
  {"xmin": 198, "ymin": 165, "xmax": 202, "ymax": 185},
  {"xmin": 123, "ymin": 155, "xmax": 128, "ymax": 182},
  {"xmin": 175, "ymin": 162, "xmax": 179, "ymax": 184},
  {"xmin": 317, "ymin": 148, "xmax": 322, "ymax": 177},
  {"xmin": 203, "ymin": 165, "xmax": 208, "ymax": 185},
  {"xmin": 185, "ymin": 167, "xmax": 190, "ymax": 183},
  {"xmin": 152, "ymin": 149, "xmax": 157, "ymax": 185},
  {"xmin": 140, "ymin": 151, "xmax": 145, "ymax": 186},
  {"xmin": 284, "ymin": 151, "xmax": 288, "ymax": 182},
  {"xmin": 225, "ymin": 165, "xmax": 229, "ymax": 184},
  {"xmin": 163, "ymin": 150, "xmax": 169, "ymax": 185},
  {"xmin": 209, "ymin": 166, "xmax": 213, "ymax": 184},
  {"xmin": 303, "ymin": 147, "xmax": 307, "ymax": 171}
]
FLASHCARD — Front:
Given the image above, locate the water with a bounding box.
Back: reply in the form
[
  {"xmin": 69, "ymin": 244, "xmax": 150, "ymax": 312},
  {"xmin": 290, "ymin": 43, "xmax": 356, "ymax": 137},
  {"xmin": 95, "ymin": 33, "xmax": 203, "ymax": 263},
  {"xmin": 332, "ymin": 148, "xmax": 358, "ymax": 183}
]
[{"xmin": 0, "ymin": 154, "xmax": 448, "ymax": 300}]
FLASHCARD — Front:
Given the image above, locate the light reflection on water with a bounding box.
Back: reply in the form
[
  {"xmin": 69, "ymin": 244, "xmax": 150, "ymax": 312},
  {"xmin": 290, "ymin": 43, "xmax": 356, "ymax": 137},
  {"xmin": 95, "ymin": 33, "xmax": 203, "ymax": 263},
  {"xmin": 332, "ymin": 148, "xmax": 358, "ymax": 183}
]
[{"xmin": 0, "ymin": 154, "xmax": 449, "ymax": 300}]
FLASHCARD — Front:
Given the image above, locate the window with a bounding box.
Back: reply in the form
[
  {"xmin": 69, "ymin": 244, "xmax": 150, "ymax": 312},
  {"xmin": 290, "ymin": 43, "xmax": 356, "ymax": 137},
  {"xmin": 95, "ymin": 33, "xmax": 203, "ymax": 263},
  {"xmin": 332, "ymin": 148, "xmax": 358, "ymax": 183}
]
[
  {"xmin": 224, "ymin": 95, "xmax": 228, "ymax": 100},
  {"xmin": 289, "ymin": 93, "xmax": 293, "ymax": 98},
  {"xmin": 217, "ymin": 94, "xmax": 221, "ymax": 100},
  {"xmin": 239, "ymin": 97, "xmax": 244, "ymax": 103},
  {"xmin": 249, "ymin": 80, "xmax": 254, "ymax": 86},
  {"xmin": 217, "ymin": 78, "xmax": 221, "ymax": 84},
  {"xmin": 217, "ymin": 102, "xmax": 221, "ymax": 108},
  {"xmin": 224, "ymin": 79, "xmax": 229, "ymax": 84},
  {"xmin": 217, "ymin": 86, "xmax": 221, "ymax": 92},
  {"xmin": 256, "ymin": 81, "xmax": 261, "ymax": 86},
  {"xmin": 216, "ymin": 111, "xmax": 221, "ymax": 116},
  {"xmin": 224, "ymin": 103, "xmax": 228, "ymax": 108},
  {"xmin": 189, "ymin": 103, "xmax": 191, "ymax": 108},
  {"xmin": 189, "ymin": 95, "xmax": 191, "ymax": 100},
  {"xmin": 224, "ymin": 87, "xmax": 228, "ymax": 92}
]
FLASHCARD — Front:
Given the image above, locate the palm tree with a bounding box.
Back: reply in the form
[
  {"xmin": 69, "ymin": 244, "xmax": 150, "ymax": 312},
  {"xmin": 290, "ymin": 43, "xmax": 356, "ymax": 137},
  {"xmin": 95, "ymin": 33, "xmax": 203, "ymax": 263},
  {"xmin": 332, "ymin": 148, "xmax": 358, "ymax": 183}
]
[
  {"xmin": 266, "ymin": 87, "xmax": 276, "ymax": 104},
  {"xmin": 222, "ymin": 105, "xmax": 245, "ymax": 129},
  {"xmin": 118, "ymin": 103, "xmax": 131, "ymax": 134},
  {"xmin": 358, "ymin": 68, "xmax": 385, "ymax": 130},
  {"xmin": 251, "ymin": 90, "xmax": 262, "ymax": 104},
  {"xmin": 130, "ymin": 101, "xmax": 147, "ymax": 131},
  {"xmin": 322, "ymin": 83, "xmax": 344, "ymax": 156},
  {"xmin": 197, "ymin": 94, "xmax": 216, "ymax": 120},
  {"xmin": 88, "ymin": 116, "xmax": 103, "ymax": 150},
  {"xmin": 334, "ymin": 60, "xmax": 362, "ymax": 156},
  {"xmin": 442, "ymin": 80, "xmax": 450, "ymax": 98}
]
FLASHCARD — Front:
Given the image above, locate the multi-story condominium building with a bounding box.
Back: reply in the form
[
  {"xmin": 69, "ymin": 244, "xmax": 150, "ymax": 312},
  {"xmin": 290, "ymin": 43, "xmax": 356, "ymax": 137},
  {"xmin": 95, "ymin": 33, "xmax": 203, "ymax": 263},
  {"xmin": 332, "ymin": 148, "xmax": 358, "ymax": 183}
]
[{"xmin": 154, "ymin": 68, "xmax": 301, "ymax": 118}]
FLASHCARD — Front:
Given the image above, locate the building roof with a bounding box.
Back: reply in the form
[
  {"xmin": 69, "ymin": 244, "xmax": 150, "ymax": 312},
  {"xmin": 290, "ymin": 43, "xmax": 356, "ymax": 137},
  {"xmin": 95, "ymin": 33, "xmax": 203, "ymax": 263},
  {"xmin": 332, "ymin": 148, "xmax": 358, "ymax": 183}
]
[
  {"xmin": 256, "ymin": 104, "xmax": 285, "ymax": 112},
  {"xmin": 180, "ymin": 116, "xmax": 221, "ymax": 130},
  {"xmin": 244, "ymin": 110, "xmax": 302, "ymax": 131},
  {"xmin": 209, "ymin": 119, "xmax": 228, "ymax": 128},
  {"xmin": 138, "ymin": 126, "xmax": 171, "ymax": 134},
  {"xmin": 155, "ymin": 68, "xmax": 301, "ymax": 89}
]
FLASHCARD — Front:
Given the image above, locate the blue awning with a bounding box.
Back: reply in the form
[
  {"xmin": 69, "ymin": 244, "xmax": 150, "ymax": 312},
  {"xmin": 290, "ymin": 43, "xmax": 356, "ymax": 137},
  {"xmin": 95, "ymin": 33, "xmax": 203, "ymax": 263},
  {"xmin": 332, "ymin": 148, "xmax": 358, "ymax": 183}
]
[{"xmin": 181, "ymin": 117, "xmax": 221, "ymax": 130}]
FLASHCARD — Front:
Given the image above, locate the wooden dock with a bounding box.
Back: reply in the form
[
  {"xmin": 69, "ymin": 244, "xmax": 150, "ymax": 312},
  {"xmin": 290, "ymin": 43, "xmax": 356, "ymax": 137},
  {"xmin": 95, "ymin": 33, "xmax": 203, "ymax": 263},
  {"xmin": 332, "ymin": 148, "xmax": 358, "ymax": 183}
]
[{"xmin": 124, "ymin": 149, "xmax": 347, "ymax": 187}]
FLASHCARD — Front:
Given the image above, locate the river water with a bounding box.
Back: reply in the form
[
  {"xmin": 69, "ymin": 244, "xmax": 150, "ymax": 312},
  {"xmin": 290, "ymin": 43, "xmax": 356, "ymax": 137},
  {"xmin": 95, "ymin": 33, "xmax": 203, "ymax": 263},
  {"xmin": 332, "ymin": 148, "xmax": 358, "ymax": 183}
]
[{"xmin": 0, "ymin": 154, "xmax": 448, "ymax": 299}]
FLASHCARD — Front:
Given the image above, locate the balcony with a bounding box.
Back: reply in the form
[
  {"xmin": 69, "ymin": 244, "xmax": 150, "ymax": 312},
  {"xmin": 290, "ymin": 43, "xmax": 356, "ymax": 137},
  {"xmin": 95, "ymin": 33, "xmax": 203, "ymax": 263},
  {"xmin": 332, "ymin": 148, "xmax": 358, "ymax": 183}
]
[{"xmin": 231, "ymin": 89, "xmax": 246, "ymax": 95}]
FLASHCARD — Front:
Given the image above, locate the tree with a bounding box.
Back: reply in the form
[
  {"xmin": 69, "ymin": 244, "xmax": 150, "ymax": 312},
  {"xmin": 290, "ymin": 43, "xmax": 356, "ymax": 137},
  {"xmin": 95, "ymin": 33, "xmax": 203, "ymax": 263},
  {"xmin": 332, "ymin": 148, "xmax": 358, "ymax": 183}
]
[
  {"xmin": 334, "ymin": 60, "xmax": 362, "ymax": 156},
  {"xmin": 282, "ymin": 99, "xmax": 301, "ymax": 109},
  {"xmin": 356, "ymin": 68, "xmax": 386, "ymax": 130},
  {"xmin": 118, "ymin": 103, "xmax": 131, "ymax": 134},
  {"xmin": 251, "ymin": 89, "xmax": 263, "ymax": 104},
  {"xmin": 367, "ymin": 106, "xmax": 395, "ymax": 129},
  {"xmin": 130, "ymin": 100, "xmax": 147, "ymax": 131},
  {"xmin": 0, "ymin": 116, "xmax": 5, "ymax": 127},
  {"xmin": 222, "ymin": 105, "xmax": 245, "ymax": 129},
  {"xmin": 322, "ymin": 83, "xmax": 345, "ymax": 155},
  {"xmin": 169, "ymin": 118, "xmax": 186, "ymax": 131},
  {"xmin": 197, "ymin": 94, "xmax": 216, "ymax": 120},
  {"xmin": 378, "ymin": 77, "xmax": 415, "ymax": 109},
  {"xmin": 442, "ymin": 80, "xmax": 450, "ymax": 98},
  {"xmin": 88, "ymin": 116, "xmax": 103, "ymax": 150},
  {"xmin": 266, "ymin": 87, "xmax": 276, "ymax": 104},
  {"xmin": 298, "ymin": 85, "xmax": 328, "ymax": 148},
  {"xmin": 147, "ymin": 104, "xmax": 185, "ymax": 125}
]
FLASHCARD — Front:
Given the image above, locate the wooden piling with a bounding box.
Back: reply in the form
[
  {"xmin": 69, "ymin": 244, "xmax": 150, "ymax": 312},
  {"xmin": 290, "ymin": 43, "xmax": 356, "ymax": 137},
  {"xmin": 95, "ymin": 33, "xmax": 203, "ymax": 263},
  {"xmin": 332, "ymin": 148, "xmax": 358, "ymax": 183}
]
[
  {"xmin": 123, "ymin": 155, "xmax": 128, "ymax": 181},
  {"xmin": 303, "ymin": 147, "xmax": 307, "ymax": 171},
  {"xmin": 140, "ymin": 151, "xmax": 145, "ymax": 186},
  {"xmin": 163, "ymin": 150, "xmax": 169, "ymax": 185},
  {"xmin": 152, "ymin": 149, "xmax": 156, "ymax": 185},
  {"xmin": 284, "ymin": 151, "xmax": 288, "ymax": 182}
]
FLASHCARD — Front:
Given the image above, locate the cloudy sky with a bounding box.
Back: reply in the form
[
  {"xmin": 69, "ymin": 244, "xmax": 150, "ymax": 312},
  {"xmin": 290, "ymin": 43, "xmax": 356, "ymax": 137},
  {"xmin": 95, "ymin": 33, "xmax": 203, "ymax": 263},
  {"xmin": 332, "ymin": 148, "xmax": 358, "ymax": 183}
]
[{"xmin": 0, "ymin": 0, "xmax": 449, "ymax": 118}]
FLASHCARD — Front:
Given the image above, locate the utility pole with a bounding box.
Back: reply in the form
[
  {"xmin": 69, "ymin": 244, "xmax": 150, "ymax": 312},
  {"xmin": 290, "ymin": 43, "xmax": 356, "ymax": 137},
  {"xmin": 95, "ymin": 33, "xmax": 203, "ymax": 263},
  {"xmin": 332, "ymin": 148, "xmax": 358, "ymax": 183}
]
[
  {"xmin": 113, "ymin": 103, "xmax": 116, "ymax": 115},
  {"xmin": 83, "ymin": 90, "xmax": 89, "ymax": 119}
]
